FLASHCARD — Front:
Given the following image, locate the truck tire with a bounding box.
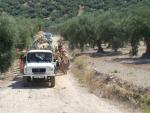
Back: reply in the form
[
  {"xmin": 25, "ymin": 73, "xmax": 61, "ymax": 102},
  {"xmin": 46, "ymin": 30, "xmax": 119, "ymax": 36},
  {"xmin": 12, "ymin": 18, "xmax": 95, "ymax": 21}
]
[
  {"xmin": 50, "ymin": 76, "xmax": 55, "ymax": 88},
  {"xmin": 23, "ymin": 76, "xmax": 29, "ymax": 87}
]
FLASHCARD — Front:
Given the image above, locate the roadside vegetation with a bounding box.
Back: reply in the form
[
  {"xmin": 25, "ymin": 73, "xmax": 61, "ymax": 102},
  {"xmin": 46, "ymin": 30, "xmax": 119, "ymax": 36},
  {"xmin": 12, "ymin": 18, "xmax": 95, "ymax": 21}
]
[{"xmin": 0, "ymin": 13, "xmax": 42, "ymax": 73}]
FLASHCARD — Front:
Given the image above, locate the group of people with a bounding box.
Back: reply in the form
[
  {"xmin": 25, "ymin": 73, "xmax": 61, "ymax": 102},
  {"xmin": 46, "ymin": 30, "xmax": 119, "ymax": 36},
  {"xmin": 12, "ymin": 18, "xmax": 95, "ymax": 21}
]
[{"xmin": 53, "ymin": 44, "xmax": 70, "ymax": 74}]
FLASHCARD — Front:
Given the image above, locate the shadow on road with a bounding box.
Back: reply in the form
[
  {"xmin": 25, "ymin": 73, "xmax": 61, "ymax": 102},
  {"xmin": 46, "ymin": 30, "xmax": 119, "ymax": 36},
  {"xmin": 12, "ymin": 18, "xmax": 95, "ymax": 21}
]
[
  {"xmin": 74, "ymin": 51, "xmax": 124, "ymax": 58},
  {"xmin": 113, "ymin": 57, "xmax": 150, "ymax": 65},
  {"xmin": 8, "ymin": 75, "xmax": 52, "ymax": 89}
]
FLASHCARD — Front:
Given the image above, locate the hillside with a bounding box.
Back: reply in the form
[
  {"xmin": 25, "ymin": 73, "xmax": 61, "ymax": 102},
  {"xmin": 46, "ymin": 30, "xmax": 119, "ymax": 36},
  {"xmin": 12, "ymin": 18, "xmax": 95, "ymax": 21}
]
[{"xmin": 0, "ymin": 0, "xmax": 146, "ymax": 22}]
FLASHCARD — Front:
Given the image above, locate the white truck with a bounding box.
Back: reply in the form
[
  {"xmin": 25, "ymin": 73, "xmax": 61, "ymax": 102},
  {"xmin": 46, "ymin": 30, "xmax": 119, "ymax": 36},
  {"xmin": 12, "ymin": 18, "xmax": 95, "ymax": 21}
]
[
  {"xmin": 23, "ymin": 33, "xmax": 56, "ymax": 87},
  {"xmin": 23, "ymin": 50, "xmax": 56, "ymax": 87}
]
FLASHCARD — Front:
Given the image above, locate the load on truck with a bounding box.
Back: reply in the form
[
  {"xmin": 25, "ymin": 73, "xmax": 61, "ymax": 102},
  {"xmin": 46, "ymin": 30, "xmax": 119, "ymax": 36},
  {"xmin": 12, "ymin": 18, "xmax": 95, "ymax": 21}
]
[{"xmin": 22, "ymin": 33, "xmax": 56, "ymax": 87}]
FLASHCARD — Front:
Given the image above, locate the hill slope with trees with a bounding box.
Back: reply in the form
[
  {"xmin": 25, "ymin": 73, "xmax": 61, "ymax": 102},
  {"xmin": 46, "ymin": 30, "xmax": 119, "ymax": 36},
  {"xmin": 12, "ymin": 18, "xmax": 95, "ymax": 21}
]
[
  {"xmin": 0, "ymin": 0, "xmax": 146, "ymax": 22},
  {"xmin": 0, "ymin": 0, "xmax": 150, "ymax": 71},
  {"xmin": 60, "ymin": 1, "xmax": 150, "ymax": 57}
]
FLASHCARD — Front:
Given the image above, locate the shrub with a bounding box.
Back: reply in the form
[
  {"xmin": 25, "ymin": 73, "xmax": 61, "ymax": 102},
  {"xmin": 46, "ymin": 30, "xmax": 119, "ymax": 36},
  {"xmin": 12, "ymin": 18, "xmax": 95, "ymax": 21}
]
[{"xmin": 0, "ymin": 14, "xmax": 18, "ymax": 72}]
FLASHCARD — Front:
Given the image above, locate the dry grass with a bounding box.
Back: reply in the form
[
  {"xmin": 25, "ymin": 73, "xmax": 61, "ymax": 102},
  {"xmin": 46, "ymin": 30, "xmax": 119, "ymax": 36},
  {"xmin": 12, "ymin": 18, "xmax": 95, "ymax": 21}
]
[
  {"xmin": 0, "ymin": 60, "xmax": 19, "ymax": 80},
  {"xmin": 71, "ymin": 55, "xmax": 150, "ymax": 113},
  {"xmin": 73, "ymin": 55, "xmax": 88, "ymax": 69},
  {"xmin": 142, "ymin": 106, "xmax": 150, "ymax": 113},
  {"xmin": 72, "ymin": 55, "xmax": 94, "ymax": 84}
]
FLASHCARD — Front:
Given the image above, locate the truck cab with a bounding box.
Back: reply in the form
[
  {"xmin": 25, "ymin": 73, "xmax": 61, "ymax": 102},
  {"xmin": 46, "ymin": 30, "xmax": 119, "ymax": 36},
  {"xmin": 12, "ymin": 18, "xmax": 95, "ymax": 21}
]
[{"xmin": 23, "ymin": 50, "xmax": 56, "ymax": 87}]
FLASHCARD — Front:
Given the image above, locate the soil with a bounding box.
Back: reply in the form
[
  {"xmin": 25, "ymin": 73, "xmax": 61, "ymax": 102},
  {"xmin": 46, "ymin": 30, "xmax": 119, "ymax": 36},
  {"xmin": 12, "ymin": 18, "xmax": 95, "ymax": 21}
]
[
  {"xmin": 87, "ymin": 48, "xmax": 150, "ymax": 89},
  {"xmin": 0, "ymin": 68, "xmax": 138, "ymax": 113}
]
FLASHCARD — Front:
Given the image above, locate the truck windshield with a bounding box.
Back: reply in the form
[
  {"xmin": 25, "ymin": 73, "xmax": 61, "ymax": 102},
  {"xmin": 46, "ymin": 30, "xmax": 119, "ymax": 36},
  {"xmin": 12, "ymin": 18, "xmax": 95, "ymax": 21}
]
[{"xmin": 27, "ymin": 52, "xmax": 52, "ymax": 63}]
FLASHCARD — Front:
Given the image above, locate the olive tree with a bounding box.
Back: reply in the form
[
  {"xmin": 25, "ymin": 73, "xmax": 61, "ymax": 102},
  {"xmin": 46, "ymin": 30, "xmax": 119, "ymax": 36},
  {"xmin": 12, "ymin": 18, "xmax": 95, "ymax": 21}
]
[{"xmin": 0, "ymin": 14, "xmax": 18, "ymax": 72}]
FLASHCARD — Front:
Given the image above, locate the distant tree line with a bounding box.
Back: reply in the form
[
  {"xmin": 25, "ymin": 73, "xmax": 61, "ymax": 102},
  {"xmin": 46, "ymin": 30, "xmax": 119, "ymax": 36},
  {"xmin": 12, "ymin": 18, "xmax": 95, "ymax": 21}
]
[
  {"xmin": 0, "ymin": 0, "xmax": 146, "ymax": 23},
  {"xmin": 60, "ymin": 4, "xmax": 150, "ymax": 57}
]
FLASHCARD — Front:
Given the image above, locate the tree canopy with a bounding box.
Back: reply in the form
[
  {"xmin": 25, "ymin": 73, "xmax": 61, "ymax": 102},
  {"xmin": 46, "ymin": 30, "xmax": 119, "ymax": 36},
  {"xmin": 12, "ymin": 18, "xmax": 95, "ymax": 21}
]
[
  {"xmin": 0, "ymin": 0, "xmax": 148, "ymax": 23},
  {"xmin": 60, "ymin": 3, "xmax": 150, "ymax": 56},
  {"xmin": 0, "ymin": 13, "xmax": 42, "ymax": 72}
]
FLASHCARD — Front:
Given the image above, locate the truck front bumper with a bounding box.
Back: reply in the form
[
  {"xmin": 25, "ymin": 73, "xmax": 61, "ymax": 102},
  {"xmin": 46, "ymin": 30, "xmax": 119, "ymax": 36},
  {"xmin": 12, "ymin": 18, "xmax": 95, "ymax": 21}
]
[{"xmin": 23, "ymin": 74, "xmax": 55, "ymax": 80}]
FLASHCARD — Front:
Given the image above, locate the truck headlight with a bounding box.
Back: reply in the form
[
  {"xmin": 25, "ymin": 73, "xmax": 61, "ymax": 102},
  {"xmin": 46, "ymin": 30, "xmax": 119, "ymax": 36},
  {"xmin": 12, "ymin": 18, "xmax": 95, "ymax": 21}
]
[
  {"xmin": 49, "ymin": 68, "xmax": 54, "ymax": 71},
  {"xmin": 24, "ymin": 67, "xmax": 29, "ymax": 74}
]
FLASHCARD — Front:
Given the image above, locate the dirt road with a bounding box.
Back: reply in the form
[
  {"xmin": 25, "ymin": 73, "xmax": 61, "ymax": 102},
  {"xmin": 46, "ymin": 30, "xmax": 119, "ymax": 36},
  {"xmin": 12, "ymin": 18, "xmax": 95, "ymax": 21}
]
[{"xmin": 0, "ymin": 69, "xmax": 138, "ymax": 113}]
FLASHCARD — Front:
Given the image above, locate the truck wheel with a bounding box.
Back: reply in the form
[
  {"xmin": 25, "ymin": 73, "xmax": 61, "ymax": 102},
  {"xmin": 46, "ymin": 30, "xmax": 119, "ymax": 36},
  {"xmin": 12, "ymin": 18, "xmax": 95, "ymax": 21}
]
[
  {"xmin": 23, "ymin": 76, "xmax": 29, "ymax": 87},
  {"xmin": 50, "ymin": 77, "xmax": 55, "ymax": 87}
]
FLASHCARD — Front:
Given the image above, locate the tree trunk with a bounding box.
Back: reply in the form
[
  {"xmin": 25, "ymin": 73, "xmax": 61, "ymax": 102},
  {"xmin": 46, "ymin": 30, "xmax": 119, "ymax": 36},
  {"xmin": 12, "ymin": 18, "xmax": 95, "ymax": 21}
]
[
  {"xmin": 142, "ymin": 37, "xmax": 150, "ymax": 58},
  {"xmin": 96, "ymin": 39, "xmax": 103, "ymax": 53},
  {"xmin": 80, "ymin": 42, "xmax": 84, "ymax": 52},
  {"xmin": 107, "ymin": 43, "xmax": 111, "ymax": 48}
]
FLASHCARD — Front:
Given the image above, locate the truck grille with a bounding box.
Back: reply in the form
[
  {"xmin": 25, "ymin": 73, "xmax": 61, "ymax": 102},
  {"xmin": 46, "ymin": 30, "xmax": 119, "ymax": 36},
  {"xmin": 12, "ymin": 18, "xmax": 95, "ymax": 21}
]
[{"xmin": 32, "ymin": 68, "xmax": 46, "ymax": 74}]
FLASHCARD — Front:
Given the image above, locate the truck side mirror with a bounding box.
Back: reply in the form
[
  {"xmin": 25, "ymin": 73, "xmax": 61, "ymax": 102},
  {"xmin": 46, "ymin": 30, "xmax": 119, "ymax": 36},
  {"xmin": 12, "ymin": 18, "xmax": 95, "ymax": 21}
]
[{"xmin": 53, "ymin": 59, "xmax": 56, "ymax": 62}]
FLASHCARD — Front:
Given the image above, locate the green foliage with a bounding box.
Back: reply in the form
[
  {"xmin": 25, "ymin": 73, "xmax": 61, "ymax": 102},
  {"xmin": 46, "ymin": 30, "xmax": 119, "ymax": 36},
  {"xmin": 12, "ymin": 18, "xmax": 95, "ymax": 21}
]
[
  {"xmin": 82, "ymin": 1, "xmax": 150, "ymax": 54},
  {"xmin": 60, "ymin": 15, "xmax": 95, "ymax": 51},
  {"xmin": 0, "ymin": 0, "xmax": 146, "ymax": 23},
  {"xmin": 0, "ymin": 13, "xmax": 18, "ymax": 72},
  {"xmin": 60, "ymin": 11, "xmax": 126, "ymax": 52},
  {"xmin": 16, "ymin": 18, "xmax": 42, "ymax": 50},
  {"xmin": 125, "ymin": 6, "xmax": 150, "ymax": 55},
  {"xmin": 60, "ymin": 2, "xmax": 150, "ymax": 55},
  {"xmin": 0, "ymin": 13, "xmax": 42, "ymax": 73},
  {"xmin": 0, "ymin": 0, "xmax": 150, "ymax": 72}
]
